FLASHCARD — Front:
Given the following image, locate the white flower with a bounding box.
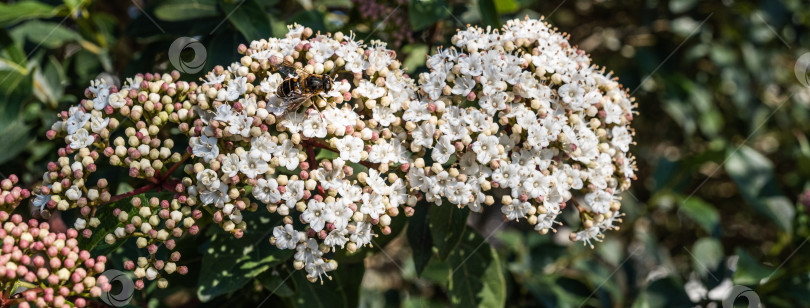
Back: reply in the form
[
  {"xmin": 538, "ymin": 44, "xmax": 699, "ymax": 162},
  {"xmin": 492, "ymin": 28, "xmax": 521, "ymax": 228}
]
[
  {"xmin": 431, "ymin": 136, "xmax": 454, "ymax": 164},
  {"xmin": 360, "ymin": 193, "xmax": 385, "ymax": 220},
  {"xmin": 221, "ymin": 153, "xmax": 241, "ymax": 177},
  {"xmin": 372, "ymin": 106, "xmax": 397, "ymax": 127},
  {"xmin": 471, "ymin": 134, "xmax": 499, "ymax": 164},
  {"xmin": 357, "ymin": 80, "xmax": 386, "ymax": 99},
  {"xmin": 228, "ymin": 113, "xmax": 252, "ymax": 138},
  {"xmin": 501, "ymin": 198, "xmax": 532, "ymax": 221},
  {"xmin": 199, "ymin": 184, "xmax": 229, "ymax": 207},
  {"xmin": 32, "ymin": 190, "xmax": 51, "ymax": 211},
  {"xmin": 191, "ymin": 135, "xmax": 219, "ymax": 162},
  {"xmin": 275, "ymin": 140, "xmax": 300, "ymax": 170},
  {"xmin": 302, "ymin": 113, "xmax": 327, "ymax": 138},
  {"xmin": 282, "ymin": 180, "xmax": 305, "ymax": 208},
  {"xmin": 411, "ymin": 122, "xmax": 436, "ymax": 149},
  {"xmin": 67, "ymin": 128, "xmax": 94, "ymax": 149},
  {"xmin": 65, "ymin": 185, "xmax": 81, "ymax": 201},
  {"xmin": 253, "ymin": 178, "xmax": 281, "ymax": 204},
  {"xmin": 422, "ymin": 71, "xmax": 446, "ymax": 100},
  {"xmin": 335, "ymin": 135, "xmax": 363, "ymax": 163},
  {"xmin": 89, "ymin": 114, "xmax": 109, "ymax": 133},
  {"xmin": 108, "ymin": 92, "xmax": 126, "ymax": 108},
  {"xmin": 197, "ymin": 169, "xmax": 221, "ymax": 189},
  {"xmin": 238, "ymin": 151, "xmax": 269, "ymax": 178},
  {"xmin": 451, "ymin": 74, "xmax": 475, "ymax": 96},
  {"xmin": 302, "ymin": 199, "xmax": 327, "ymax": 231},
  {"xmin": 220, "ymin": 76, "xmax": 248, "ymax": 101},
  {"xmin": 325, "ymin": 199, "xmax": 352, "ymax": 230},
  {"xmin": 349, "ymin": 222, "xmax": 373, "ymax": 246},
  {"xmin": 584, "ymin": 190, "xmax": 613, "ymax": 214},
  {"xmin": 250, "ymin": 133, "xmax": 277, "ymax": 161},
  {"xmin": 65, "ymin": 107, "xmax": 90, "ymax": 135},
  {"xmin": 273, "ymin": 224, "xmax": 299, "ymax": 249}
]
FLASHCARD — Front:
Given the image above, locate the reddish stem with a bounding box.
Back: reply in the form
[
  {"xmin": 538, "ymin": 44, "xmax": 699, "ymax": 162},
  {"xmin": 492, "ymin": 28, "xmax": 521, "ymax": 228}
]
[
  {"xmin": 107, "ymin": 183, "xmax": 156, "ymax": 204},
  {"xmin": 160, "ymin": 153, "xmax": 190, "ymax": 183}
]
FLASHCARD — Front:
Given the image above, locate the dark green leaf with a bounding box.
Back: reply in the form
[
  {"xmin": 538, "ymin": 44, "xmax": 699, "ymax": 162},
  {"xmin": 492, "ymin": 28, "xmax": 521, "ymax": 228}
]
[
  {"xmin": 478, "ymin": 0, "xmax": 500, "ymax": 27},
  {"xmin": 407, "ymin": 202, "xmax": 433, "ymax": 277},
  {"xmin": 197, "ymin": 210, "xmax": 294, "ymax": 302},
  {"xmin": 220, "ymin": 0, "xmax": 273, "ymax": 41},
  {"xmin": 10, "ymin": 20, "xmax": 80, "ymax": 49},
  {"xmin": 447, "ymin": 229, "xmax": 506, "ymax": 308},
  {"xmin": 692, "ymin": 238, "xmax": 723, "ymax": 277},
  {"xmin": 409, "ymin": 0, "xmax": 449, "ymax": 31},
  {"xmin": 257, "ymin": 269, "xmax": 294, "ymax": 297},
  {"xmin": 0, "ymin": 120, "xmax": 31, "ymax": 165},
  {"xmin": 429, "ymin": 200, "xmax": 469, "ymax": 260},
  {"xmin": 733, "ymin": 248, "xmax": 773, "ymax": 286},
  {"xmin": 678, "ymin": 196, "xmax": 720, "ymax": 235},
  {"xmin": 0, "ymin": 1, "xmax": 60, "ymax": 27},
  {"xmin": 725, "ymin": 146, "xmax": 795, "ymax": 232},
  {"xmin": 289, "ymin": 262, "xmax": 365, "ymax": 308},
  {"xmin": 154, "ymin": 0, "xmax": 219, "ymax": 22}
]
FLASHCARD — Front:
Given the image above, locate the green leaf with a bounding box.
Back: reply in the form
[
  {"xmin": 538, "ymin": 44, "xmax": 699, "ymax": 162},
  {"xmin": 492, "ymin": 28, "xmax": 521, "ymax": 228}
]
[
  {"xmin": 0, "ymin": 119, "xmax": 31, "ymax": 165},
  {"xmin": 494, "ymin": 0, "xmax": 520, "ymax": 13},
  {"xmin": 478, "ymin": 0, "xmax": 500, "ymax": 27},
  {"xmin": 256, "ymin": 269, "xmax": 294, "ymax": 297},
  {"xmin": 692, "ymin": 238, "xmax": 723, "ymax": 277},
  {"xmin": 0, "ymin": 1, "xmax": 60, "ymax": 27},
  {"xmin": 678, "ymin": 196, "xmax": 720, "ymax": 235},
  {"xmin": 733, "ymin": 248, "xmax": 773, "ymax": 286},
  {"xmin": 220, "ymin": 0, "xmax": 273, "ymax": 41},
  {"xmin": 409, "ymin": 0, "xmax": 449, "ymax": 31},
  {"xmin": 407, "ymin": 202, "xmax": 433, "ymax": 277},
  {"xmin": 197, "ymin": 210, "xmax": 294, "ymax": 302},
  {"xmin": 447, "ymin": 229, "xmax": 506, "ymax": 308},
  {"xmin": 290, "ymin": 262, "xmax": 365, "ymax": 308},
  {"xmin": 725, "ymin": 146, "xmax": 795, "ymax": 232},
  {"xmin": 10, "ymin": 20, "xmax": 80, "ymax": 49},
  {"xmin": 428, "ymin": 200, "xmax": 469, "ymax": 260},
  {"xmin": 154, "ymin": 0, "xmax": 219, "ymax": 22}
]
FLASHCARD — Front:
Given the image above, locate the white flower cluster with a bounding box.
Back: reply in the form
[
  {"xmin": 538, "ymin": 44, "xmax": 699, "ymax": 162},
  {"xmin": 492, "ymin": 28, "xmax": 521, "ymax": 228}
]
[
  {"xmin": 411, "ymin": 17, "xmax": 636, "ymax": 248},
  {"xmin": 184, "ymin": 25, "xmax": 418, "ymax": 283},
  {"xmin": 185, "ymin": 18, "xmax": 637, "ymax": 282}
]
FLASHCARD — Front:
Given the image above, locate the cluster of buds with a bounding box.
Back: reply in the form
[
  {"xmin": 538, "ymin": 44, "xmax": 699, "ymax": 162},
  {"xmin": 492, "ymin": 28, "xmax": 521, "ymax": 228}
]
[
  {"xmin": 413, "ymin": 17, "xmax": 636, "ymax": 247},
  {"xmin": 104, "ymin": 195, "xmax": 194, "ymax": 290},
  {"xmin": 0, "ymin": 213, "xmax": 111, "ymax": 307},
  {"xmin": 32, "ymin": 71, "xmax": 202, "ymax": 291},
  {"xmin": 0, "ymin": 175, "xmax": 29, "ymax": 213}
]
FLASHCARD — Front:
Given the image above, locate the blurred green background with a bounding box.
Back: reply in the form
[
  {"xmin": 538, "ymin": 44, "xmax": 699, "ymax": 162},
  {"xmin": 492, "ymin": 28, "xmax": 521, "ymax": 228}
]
[{"xmin": 2, "ymin": 0, "xmax": 810, "ymax": 307}]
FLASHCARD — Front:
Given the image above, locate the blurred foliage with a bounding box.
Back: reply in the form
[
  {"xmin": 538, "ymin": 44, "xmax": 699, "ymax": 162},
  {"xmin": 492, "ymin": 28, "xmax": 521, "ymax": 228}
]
[{"xmin": 2, "ymin": 0, "xmax": 810, "ymax": 307}]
